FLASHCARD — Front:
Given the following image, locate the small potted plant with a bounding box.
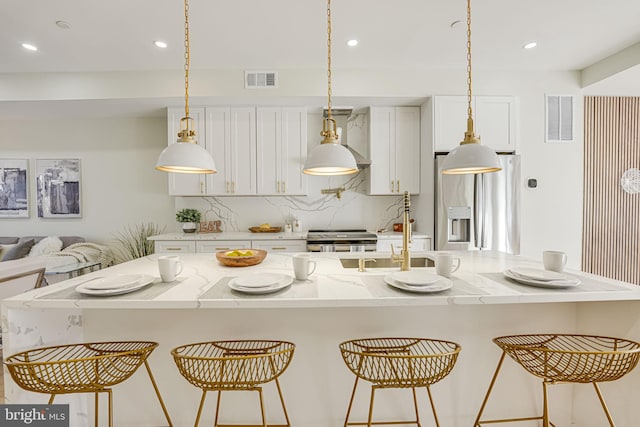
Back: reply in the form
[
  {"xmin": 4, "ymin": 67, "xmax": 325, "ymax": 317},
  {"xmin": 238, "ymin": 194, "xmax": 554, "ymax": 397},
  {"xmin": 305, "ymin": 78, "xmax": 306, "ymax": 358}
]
[{"xmin": 176, "ymin": 208, "xmax": 201, "ymax": 234}]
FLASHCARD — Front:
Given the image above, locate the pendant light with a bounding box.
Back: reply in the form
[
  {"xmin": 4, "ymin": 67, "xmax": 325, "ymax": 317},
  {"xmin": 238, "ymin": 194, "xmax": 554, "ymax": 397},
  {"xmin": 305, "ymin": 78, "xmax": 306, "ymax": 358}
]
[
  {"xmin": 303, "ymin": 0, "xmax": 358, "ymax": 176},
  {"xmin": 441, "ymin": 0, "xmax": 501, "ymax": 175},
  {"xmin": 156, "ymin": 0, "xmax": 216, "ymax": 174}
]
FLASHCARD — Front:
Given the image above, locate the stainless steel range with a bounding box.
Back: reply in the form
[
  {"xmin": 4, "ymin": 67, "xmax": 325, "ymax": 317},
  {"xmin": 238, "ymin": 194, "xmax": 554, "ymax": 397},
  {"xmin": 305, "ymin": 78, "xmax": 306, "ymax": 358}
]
[{"xmin": 306, "ymin": 229, "xmax": 378, "ymax": 252}]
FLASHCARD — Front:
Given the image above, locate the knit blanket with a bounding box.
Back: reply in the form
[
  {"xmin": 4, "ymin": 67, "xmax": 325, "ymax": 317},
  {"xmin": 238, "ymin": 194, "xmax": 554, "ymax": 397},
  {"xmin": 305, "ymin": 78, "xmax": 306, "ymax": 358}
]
[{"xmin": 49, "ymin": 242, "xmax": 115, "ymax": 268}]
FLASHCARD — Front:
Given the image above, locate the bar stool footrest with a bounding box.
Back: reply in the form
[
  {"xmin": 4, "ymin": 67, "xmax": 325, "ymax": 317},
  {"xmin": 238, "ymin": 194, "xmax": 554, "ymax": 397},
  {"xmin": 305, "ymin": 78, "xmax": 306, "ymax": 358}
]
[{"xmin": 476, "ymin": 416, "xmax": 556, "ymax": 426}]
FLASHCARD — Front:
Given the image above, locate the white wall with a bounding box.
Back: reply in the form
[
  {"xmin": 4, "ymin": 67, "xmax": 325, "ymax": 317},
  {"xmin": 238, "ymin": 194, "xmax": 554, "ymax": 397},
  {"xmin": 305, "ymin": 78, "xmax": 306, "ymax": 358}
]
[
  {"xmin": 0, "ymin": 118, "xmax": 175, "ymax": 244},
  {"xmin": 0, "ymin": 67, "xmax": 585, "ymax": 267}
]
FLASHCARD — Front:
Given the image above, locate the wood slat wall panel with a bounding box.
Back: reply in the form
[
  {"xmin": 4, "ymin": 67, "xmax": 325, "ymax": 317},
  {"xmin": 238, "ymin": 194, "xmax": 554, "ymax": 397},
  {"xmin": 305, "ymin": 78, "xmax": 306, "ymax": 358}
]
[{"xmin": 583, "ymin": 96, "xmax": 640, "ymax": 285}]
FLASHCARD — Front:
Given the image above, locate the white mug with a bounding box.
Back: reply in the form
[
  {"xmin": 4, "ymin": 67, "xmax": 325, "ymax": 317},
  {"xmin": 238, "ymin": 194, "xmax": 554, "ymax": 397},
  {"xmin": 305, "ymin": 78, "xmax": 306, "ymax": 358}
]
[
  {"xmin": 293, "ymin": 253, "xmax": 317, "ymax": 280},
  {"xmin": 158, "ymin": 255, "xmax": 183, "ymax": 282},
  {"xmin": 435, "ymin": 253, "xmax": 461, "ymax": 278},
  {"xmin": 543, "ymin": 250, "xmax": 567, "ymax": 272}
]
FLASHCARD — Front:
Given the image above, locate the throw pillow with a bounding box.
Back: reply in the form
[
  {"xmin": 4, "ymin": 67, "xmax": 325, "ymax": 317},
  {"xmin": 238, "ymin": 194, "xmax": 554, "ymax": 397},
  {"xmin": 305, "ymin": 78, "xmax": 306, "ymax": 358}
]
[
  {"xmin": 0, "ymin": 244, "xmax": 16, "ymax": 261},
  {"xmin": 29, "ymin": 236, "xmax": 64, "ymax": 257},
  {"xmin": 2, "ymin": 239, "xmax": 36, "ymax": 261}
]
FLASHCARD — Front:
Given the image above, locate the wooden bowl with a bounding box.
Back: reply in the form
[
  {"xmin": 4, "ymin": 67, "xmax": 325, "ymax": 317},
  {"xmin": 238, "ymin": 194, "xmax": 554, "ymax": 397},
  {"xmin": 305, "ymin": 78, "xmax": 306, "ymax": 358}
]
[{"xmin": 215, "ymin": 249, "xmax": 267, "ymax": 267}]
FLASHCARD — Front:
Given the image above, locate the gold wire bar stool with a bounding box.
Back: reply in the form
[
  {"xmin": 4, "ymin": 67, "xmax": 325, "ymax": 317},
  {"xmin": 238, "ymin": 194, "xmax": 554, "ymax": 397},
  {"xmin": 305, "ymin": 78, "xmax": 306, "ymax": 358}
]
[
  {"xmin": 4, "ymin": 340, "xmax": 173, "ymax": 427},
  {"xmin": 474, "ymin": 334, "xmax": 640, "ymax": 427},
  {"xmin": 339, "ymin": 337, "xmax": 461, "ymax": 427},
  {"xmin": 171, "ymin": 340, "xmax": 295, "ymax": 427}
]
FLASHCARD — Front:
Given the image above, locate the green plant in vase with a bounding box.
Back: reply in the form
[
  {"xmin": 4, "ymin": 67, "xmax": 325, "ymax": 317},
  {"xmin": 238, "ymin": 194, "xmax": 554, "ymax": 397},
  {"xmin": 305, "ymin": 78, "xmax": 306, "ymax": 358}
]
[{"xmin": 176, "ymin": 208, "xmax": 201, "ymax": 233}]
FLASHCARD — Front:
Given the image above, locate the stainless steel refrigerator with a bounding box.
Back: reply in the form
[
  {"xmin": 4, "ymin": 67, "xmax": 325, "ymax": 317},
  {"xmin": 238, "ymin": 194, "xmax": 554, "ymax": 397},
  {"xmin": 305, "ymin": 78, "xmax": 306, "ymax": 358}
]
[{"xmin": 435, "ymin": 154, "xmax": 521, "ymax": 254}]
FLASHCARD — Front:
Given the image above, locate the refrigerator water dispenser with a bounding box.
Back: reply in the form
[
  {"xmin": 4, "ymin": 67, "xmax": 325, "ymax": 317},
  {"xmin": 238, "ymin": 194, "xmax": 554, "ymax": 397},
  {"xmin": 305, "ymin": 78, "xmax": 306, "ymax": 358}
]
[{"xmin": 447, "ymin": 206, "xmax": 471, "ymax": 243}]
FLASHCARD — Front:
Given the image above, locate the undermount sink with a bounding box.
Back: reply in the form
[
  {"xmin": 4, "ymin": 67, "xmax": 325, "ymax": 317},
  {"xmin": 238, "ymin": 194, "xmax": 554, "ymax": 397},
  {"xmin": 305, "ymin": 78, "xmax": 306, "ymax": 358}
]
[{"xmin": 339, "ymin": 257, "xmax": 434, "ymax": 269}]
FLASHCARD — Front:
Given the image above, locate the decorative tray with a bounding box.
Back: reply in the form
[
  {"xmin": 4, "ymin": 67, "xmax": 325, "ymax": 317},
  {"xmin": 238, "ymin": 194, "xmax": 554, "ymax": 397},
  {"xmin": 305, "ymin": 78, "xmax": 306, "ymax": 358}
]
[
  {"xmin": 248, "ymin": 226, "xmax": 282, "ymax": 233},
  {"xmin": 216, "ymin": 249, "xmax": 267, "ymax": 267}
]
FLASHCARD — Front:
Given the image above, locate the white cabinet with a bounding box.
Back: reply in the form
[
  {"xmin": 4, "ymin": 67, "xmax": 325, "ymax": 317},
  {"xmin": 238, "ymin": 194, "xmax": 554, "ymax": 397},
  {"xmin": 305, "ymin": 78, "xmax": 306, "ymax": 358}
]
[
  {"xmin": 251, "ymin": 240, "xmax": 307, "ymax": 252},
  {"xmin": 196, "ymin": 240, "xmax": 252, "ymax": 253},
  {"xmin": 376, "ymin": 237, "xmax": 431, "ymax": 252},
  {"xmin": 205, "ymin": 107, "xmax": 257, "ymax": 195},
  {"xmin": 368, "ymin": 107, "xmax": 420, "ymax": 195},
  {"xmin": 166, "ymin": 107, "xmax": 207, "ymax": 196},
  {"xmin": 256, "ymin": 107, "xmax": 307, "ymax": 195},
  {"xmin": 154, "ymin": 241, "xmax": 197, "ymax": 253},
  {"xmin": 432, "ymin": 96, "xmax": 517, "ymax": 153}
]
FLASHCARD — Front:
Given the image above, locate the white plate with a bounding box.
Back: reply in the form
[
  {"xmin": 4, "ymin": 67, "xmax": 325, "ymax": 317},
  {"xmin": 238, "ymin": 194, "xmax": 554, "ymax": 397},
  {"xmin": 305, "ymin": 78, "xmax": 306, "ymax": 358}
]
[
  {"xmin": 509, "ymin": 267, "xmax": 567, "ymax": 281},
  {"xmin": 228, "ymin": 274, "xmax": 294, "ymax": 294},
  {"xmin": 503, "ymin": 269, "xmax": 581, "ymax": 289},
  {"xmin": 233, "ymin": 273, "xmax": 288, "ymax": 289},
  {"xmin": 390, "ymin": 270, "xmax": 441, "ymax": 286},
  {"xmin": 82, "ymin": 274, "xmax": 143, "ymax": 290},
  {"xmin": 76, "ymin": 275, "xmax": 155, "ymax": 296},
  {"xmin": 384, "ymin": 274, "xmax": 452, "ymax": 294}
]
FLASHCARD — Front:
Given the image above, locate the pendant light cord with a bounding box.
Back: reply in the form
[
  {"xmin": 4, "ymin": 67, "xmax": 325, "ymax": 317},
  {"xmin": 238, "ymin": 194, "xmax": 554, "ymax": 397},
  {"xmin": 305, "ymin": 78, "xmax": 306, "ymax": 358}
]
[
  {"xmin": 184, "ymin": 0, "xmax": 191, "ymax": 120},
  {"xmin": 466, "ymin": 0, "xmax": 473, "ymax": 122},
  {"xmin": 326, "ymin": 0, "xmax": 332, "ymax": 119}
]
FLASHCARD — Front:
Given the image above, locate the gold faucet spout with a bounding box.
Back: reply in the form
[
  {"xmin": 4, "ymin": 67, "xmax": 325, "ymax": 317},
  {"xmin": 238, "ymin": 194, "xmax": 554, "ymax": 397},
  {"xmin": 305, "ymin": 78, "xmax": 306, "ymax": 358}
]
[{"xmin": 391, "ymin": 191, "xmax": 411, "ymax": 271}]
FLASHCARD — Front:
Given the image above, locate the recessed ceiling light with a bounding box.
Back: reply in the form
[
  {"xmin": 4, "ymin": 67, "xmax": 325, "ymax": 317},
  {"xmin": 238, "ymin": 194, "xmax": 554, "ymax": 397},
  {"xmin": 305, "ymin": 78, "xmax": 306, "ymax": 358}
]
[
  {"xmin": 21, "ymin": 43, "xmax": 38, "ymax": 51},
  {"xmin": 154, "ymin": 40, "xmax": 168, "ymax": 49},
  {"xmin": 523, "ymin": 42, "xmax": 537, "ymax": 49},
  {"xmin": 55, "ymin": 20, "xmax": 71, "ymax": 30},
  {"xmin": 346, "ymin": 39, "xmax": 358, "ymax": 47}
]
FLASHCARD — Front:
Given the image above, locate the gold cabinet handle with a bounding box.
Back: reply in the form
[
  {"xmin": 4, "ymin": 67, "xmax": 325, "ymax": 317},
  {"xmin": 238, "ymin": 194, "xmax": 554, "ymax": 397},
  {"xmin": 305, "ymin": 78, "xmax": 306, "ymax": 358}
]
[
  {"xmin": 271, "ymin": 247, "xmax": 287, "ymax": 250},
  {"xmin": 226, "ymin": 181, "xmax": 230, "ymax": 193},
  {"xmin": 277, "ymin": 181, "xmax": 281, "ymax": 193},
  {"xmin": 166, "ymin": 247, "xmax": 182, "ymax": 251},
  {"xmin": 232, "ymin": 181, "xmax": 236, "ymax": 193},
  {"xmin": 200, "ymin": 181, "xmax": 205, "ymax": 194},
  {"xmin": 215, "ymin": 247, "xmax": 230, "ymax": 250},
  {"xmin": 283, "ymin": 181, "xmax": 286, "ymax": 193},
  {"xmin": 391, "ymin": 180, "xmax": 395, "ymax": 192},
  {"xmin": 396, "ymin": 180, "xmax": 400, "ymax": 192}
]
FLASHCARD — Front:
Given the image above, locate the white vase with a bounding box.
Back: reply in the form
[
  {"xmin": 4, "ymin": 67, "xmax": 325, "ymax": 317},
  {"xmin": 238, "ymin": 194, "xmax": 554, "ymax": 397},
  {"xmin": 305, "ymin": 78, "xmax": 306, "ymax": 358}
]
[{"xmin": 182, "ymin": 222, "xmax": 197, "ymax": 233}]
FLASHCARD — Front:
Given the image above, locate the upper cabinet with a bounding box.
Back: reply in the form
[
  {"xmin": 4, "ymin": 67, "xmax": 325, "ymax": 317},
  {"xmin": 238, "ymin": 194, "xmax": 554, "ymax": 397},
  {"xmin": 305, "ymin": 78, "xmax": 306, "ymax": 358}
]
[
  {"xmin": 205, "ymin": 107, "xmax": 257, "ymax": 195},
  {"xmin": 368, "ymin": 106, "xmax": 420, "ymax": 195},
  {"xmin": 432, "ymin": 96, "xmax": 517, "ymax": 153},
  {"xmin": 166, "ymin": 107, "xmax": 207, "ymax": 196},
  {"xmin": 166, "ymin": 106, "xmax": 307, "ymax": 196},
  {"xmin": 256, "ymin": 107, "xmax": 307, "ymax": 196}
]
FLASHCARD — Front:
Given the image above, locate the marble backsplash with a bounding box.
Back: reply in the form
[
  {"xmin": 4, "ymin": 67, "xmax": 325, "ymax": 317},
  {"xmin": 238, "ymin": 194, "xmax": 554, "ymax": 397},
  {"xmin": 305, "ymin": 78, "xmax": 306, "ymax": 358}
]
[{"xmin": 174, "ymin": 172, "xmax": 418, "ymax": 233}]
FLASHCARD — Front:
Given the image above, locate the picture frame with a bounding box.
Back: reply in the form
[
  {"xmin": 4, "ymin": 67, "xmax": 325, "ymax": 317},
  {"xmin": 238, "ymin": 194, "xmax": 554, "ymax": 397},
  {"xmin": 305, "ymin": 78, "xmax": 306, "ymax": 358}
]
[
  {"xmin": 36, "ymin": 158, "xmax": 82, "ymax": 218},
  {"xmin": 0, "ymin": 158, "xmax": 29, "ymax": 218}
]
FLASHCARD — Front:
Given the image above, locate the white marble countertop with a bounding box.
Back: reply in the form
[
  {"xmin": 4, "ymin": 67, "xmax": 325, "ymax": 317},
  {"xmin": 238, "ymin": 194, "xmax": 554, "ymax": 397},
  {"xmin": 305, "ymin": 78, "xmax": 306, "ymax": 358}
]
[
  {"xmin": 148, "ymin": 231, "xmax": 307, "ymax": 241},
  {"xmin": 376, "ymin": 231, "xmax": 430, "ymax": 239},
  {"xmin": 5, "ymin": 251, "xmax": 640, "ymax": 310}
]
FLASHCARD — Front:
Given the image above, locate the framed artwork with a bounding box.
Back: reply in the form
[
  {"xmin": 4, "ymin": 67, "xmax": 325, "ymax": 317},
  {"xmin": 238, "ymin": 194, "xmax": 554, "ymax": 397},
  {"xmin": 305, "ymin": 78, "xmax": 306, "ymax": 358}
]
[
  {"xmin": 0, "ymin": 159, "xmax": 29, "ymax": 218},
  {"xmin": 36, "ymin": 159, "xmax": 82, "ymax": 218}
]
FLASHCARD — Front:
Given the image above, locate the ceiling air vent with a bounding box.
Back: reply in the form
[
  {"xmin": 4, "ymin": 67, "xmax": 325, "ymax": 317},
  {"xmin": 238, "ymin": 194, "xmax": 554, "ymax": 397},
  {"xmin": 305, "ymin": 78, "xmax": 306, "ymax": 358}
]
[
  {"xmin": 546, "ymin": 94, "xmax": 574, "ymax": 143},
  {"xmin": 245, "ymin": 71, "xmax": 278, "ymax": 89}
]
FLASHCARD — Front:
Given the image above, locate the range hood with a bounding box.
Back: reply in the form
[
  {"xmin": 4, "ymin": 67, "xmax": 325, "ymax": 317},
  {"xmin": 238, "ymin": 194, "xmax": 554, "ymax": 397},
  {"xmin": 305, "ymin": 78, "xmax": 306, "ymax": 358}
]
[{"xmin": 322, "ymin": 107, "xmax": 371, "ymax": 168}]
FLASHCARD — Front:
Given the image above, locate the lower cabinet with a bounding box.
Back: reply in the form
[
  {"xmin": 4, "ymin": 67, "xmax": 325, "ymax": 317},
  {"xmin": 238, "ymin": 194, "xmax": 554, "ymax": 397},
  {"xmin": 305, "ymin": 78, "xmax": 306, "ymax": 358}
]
[
  {"xmin": 196, "ymin": 241, "xmax": 252, "ymax": 253},
  {"xmin": 376, "ymin": 237, "xmax": 432, "ymax": 252},
  {"xmin": 251, "ymin": 240, "xmax": 307, "ymax": 252},
  {"xmin": 154, "ymin": 239, "xmax": 306, "ymax": 253},
  {"xmin": 154, "ymin": 241, "xmax": 197, "ymax": 253}
]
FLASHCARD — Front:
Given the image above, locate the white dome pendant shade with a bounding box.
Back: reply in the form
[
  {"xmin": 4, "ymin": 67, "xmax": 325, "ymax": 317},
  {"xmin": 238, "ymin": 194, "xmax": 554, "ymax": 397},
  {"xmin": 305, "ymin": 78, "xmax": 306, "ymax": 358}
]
[
  {"xmin": 155, "ymin": 142, "xmax": 216, "ymax": 174},
  {"xmin": 441, "ymin": 0, "xmax": 501, "ymax": 176},
  {"xmin": 304, "ymin": 118, "xmax": 357, "ymax": 176},
  {"xmin": 440, "ymin": 119, "xmax": 501, "ymax": 175},
  {"xmin": 303, "ymin": 0, "xmax": 358, "ymax": 177},
  {"xmin": 156, "ymin": 117, "xmax": 216, "ymax": 174},
  {"xmin": 155, "ymin": 0, "xmax": 216, "ymax": 175}
]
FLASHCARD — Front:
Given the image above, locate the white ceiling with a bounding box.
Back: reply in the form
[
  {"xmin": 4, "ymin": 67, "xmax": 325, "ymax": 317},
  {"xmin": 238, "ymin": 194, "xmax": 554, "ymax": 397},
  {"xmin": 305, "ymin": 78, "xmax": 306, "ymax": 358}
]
[
  {"xmin": 2, "ymin": 0, "xmax": 640, "ymax": 73},
  {"xmin": 1, "ymin": 0, "xmax": 639, "ymax": 119}
]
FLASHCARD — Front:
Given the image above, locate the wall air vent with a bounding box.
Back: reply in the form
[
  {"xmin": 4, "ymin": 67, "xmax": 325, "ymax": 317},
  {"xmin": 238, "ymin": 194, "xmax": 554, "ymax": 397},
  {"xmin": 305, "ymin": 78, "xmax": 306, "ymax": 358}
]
[
  {"xmin": 546, "ymin": 94, "xmax": 574, "ymax": 143},
  {"xmin": 245, "ymin": 71, "xmax": 278, "ymax": 89}
]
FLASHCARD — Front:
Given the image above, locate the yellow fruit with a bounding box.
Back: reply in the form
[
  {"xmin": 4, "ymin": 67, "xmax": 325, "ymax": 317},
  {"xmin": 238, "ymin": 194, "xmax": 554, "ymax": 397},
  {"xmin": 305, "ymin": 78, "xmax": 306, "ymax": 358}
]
[
  {"xmin": 225, "ymin": 249, "xmax": 254, "ymax": 257},
  {"xmin": 259, "ymin": 223, "xmax": 271, "ymax": 229}
]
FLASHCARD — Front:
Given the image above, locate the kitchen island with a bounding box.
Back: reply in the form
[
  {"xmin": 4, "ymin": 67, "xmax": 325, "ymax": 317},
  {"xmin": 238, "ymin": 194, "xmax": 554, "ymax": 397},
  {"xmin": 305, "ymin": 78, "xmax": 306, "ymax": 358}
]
[{"xmin": 3, "ymin": 251, "xmax": 640, "ymax": 426}]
